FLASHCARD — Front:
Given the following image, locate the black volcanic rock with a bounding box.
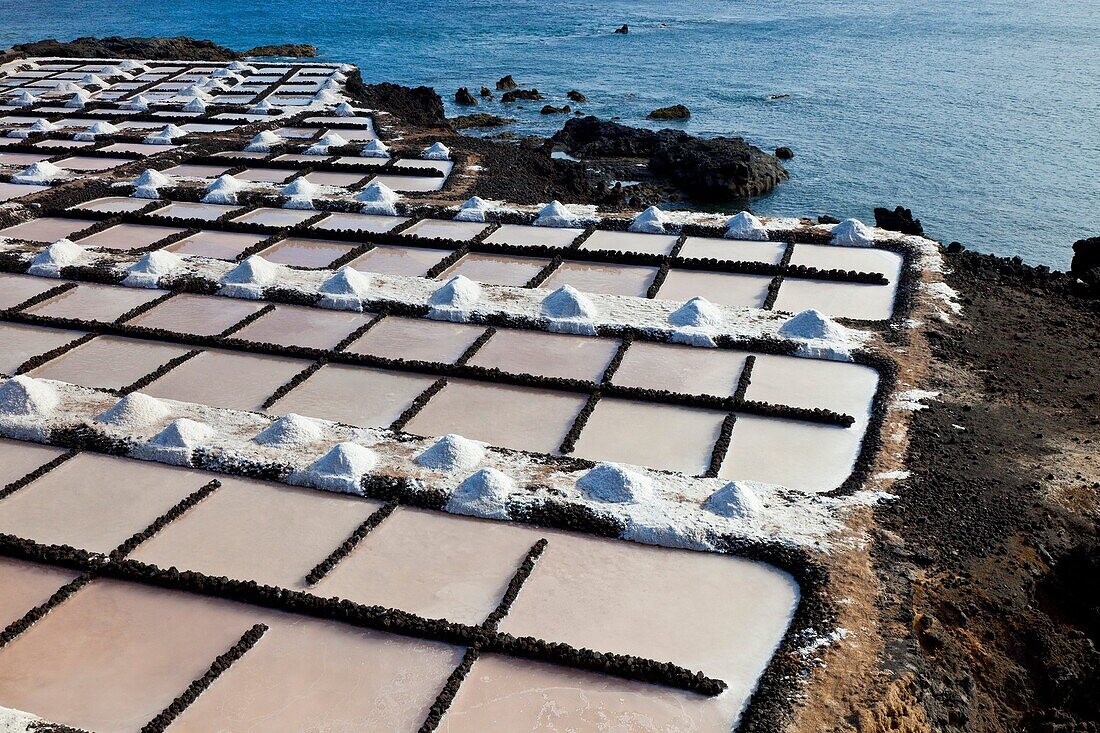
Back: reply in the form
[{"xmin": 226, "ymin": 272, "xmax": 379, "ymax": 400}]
[
  {"xmin": 3, "ymin": 36, "xmax": 317, "ymax": 62},
  {"xmin": 541, "ymin": 104, "xmax": 571, "ymax": 114},
  {"xmin": 344, "ymin": 76, "xmax": 447, "ymax": 128},
  {"xmin": 451, "ymin": 113, "xmax": 515, "ymax": 129},
  {"xmin": 775, "ymin": 146, "xmax": 794, "ymax": 160},
  {"xmin": 1070, "ymin": 236, "xmax": 1100, "ymax": 292},
  {"xmin": 567, "ymin": 90, "xmax": 588, "ymax": 103},
  {"xmin": 614, "ymin": 24, "xmax": 630, "ymax": 34},
  {"xmin": 502, "ymin": 89, "xmax": 544, "ymax": 103},
  {"xmin": 480, "ymin": 86, "xmax": 493, "ymax": 98},
  {"xmin": 551, "ymin": 115, "xmax": 787, "ymax": 201},
  {"xmin": 455, "ymin": 87, "xmax": 478, "ymax": 106},
  {"xmin": 647, "ymin": 104, "xmax": 690, "ymax": 120},
  {"xmin": 245, "ymin": 43, "xmax": 316, "ymax": 57},
  {"xmin": 874, "ymin": 206, "xmax": 924, "ymax": 236},
  {"xmin": 496, "ymin": 75, "xmax": 518, "ymax": 91}
]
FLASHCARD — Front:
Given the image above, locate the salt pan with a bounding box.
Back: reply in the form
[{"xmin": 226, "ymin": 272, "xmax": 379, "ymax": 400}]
[
  {"xmin": 704, "ymin": 481, "xmax": 765, "ymax": 520},
  {"xmin": 417, "ymin": 433, "xmax": 485, "ymax": 472},
  {"xmin": 201, "ymin": 174, "xmax": 245, "ymax": 204},
  {"xmin": 446, "ymin": 467, "xmax": 513, "ymax": 519},
  {"xmin": 831, "ymin": 218, "xmax": 875, "ymax": 247},
  {"xmin": 220, "ymin": 255, "xmax": 283, "ymax": 298},
  {"xmin": 429, "ymin": 275, "xmax": 482, "ymax": 321},
  {"xmin": 576, "ymin": 462, "xmax": 653, "ymax": 503},
  {"xmin": 297, "ymin": 442, "xmax": 376, "ymax": 494},
  {"xmin": 95, "ymin": 392, "xmax": 171, "ymax": 429},
  {"xmin": 541, "ymin": 285, "xmax": 597, "ymax": 335},
  {"xmin": 421, "ymin": 142, "xmax": 451, "ymax": 160},
  {"xmin": 361, "ymin": 139, "xmax": 389, "ymax": 158},
  {"xmin": 13, "ymin": 161, "xmax": 65, "ymax": 185},
  {"xmin": 123, "ymin": 250, "xmax": 184, "ymax": 288},
  {"xmin": 724, "ymin": 211, "xmax": 768, "ymax": 241},
  {"xmin": 0, "ymin": 376, "xmax": 60, "ymax": 418},
  {"xmin": 318, "ymin": 266, "xmax": 372, "ymax": 310},
  {"xmin": 628, "ymin": 205, "xmax": 669, "ymax": 234},
  {"xmin": 533, "ymin": 200, "xmax": 579, "ymax": 228},
  {"xmin": 454, "ymin": 196, "xmax": 491, "ymax": 222},
  {"xmin": 27, "ymin": 238, "xmax": 85, "ymax": 277},
  {"xmin": 254, "ymin": 413, "xmax": 325, "ymax": 447}
]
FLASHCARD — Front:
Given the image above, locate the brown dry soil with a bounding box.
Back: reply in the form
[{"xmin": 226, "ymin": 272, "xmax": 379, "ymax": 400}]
[{"xmin": 853, "ymin": 251, "xmax": 1100, "ymax": 733}]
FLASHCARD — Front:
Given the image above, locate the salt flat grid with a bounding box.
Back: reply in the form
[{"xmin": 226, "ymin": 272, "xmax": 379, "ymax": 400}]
[{"xmin": 0, "ymin": 55, "xmax": 913, "ymax": 733}]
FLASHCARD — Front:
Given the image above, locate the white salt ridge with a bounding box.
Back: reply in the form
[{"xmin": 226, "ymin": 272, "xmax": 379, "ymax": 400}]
[
  {"xmin": 254, "ymin": 413, "xmax": 325, "ymax": 447},
  {"xmin": 120, "ymin": 95, "xmax": 150, "ymax": 111},
  {"xmin": 281, "ymin": 177, "xmax": 318, "ymax": 209},
  {"xmin": 305, "ymin": 132, "xmax": 347, "ymax": 155},
  {"xmin": 704, "ymin": 481, "xmax": 765, "ymax": 520},
  {"xmin": 668, "ymin": 296, "xmax": 723, "ymax": 347},
  {"xmin": 0, "ymin": 705, "xmax": 50, "ymax": 733},
  {"xmin": 428, "ymin": 275, "xmax": 482, "ymax": 321},
  {"xmin": 13, "ymin": 161, "xmax": 65, "ymax": 185},
  {"xmin": 892, "ymin": 389, "xmax": 940, "ymax": 411},
  {"xmin": 245, "ymin": 130, "xmax": 283, "ymax": 152},
  {"xmin": 724, "ymin": 211, "xmax": 769, "ymax": 241},
  {"xmin": 628, "ymin": 205, "xmax": 669, "ymax": 234},
  {"xmin": 202, "ymin": 174, "xmax": 244, "ymax": 204},
  {"xmin": 356, "ymin": 181, "xmax": 398, "ymax": 215},
  {"xmin": 0, "ymin": 376, "xmax": 59, "ymax": 418},
  {"xmin": 533, "ymin": 200, "xmax": 579, "ymax": 228},
  {"xmin": 417, "ymin": 434, "xmax": 485, "ymax": 472},
  {"xmin": 131, "ymin": 168, "xmax": 171, "ymax": 199},
  {"xmin": 123, "ymin": 250, "xmax": 184, "ymax": 288},
  {"xmin": 334, "ymin": 102, "xmax": 356, "ymax": 117},
  {"xmin": 541, "ymin": 285, "xmax": 597, "ymax": 335},
  {"xmin": 297, "ymin": 442, "xmax": 376, "ymax": 494},
  {"xmin": 318, "ymin": 266, "xmax": 372, "ymax": 310},
  {"xmin": 220, "ymin": 255, "xmax": 282, "ymax": 298},
  {"xmin": 96, "ymin": 392, "xmax": 170, "ymax": 430},
  {"xmin": 454, "ymin": 196, "xmax": 491, "ymax": 222},
  {"xmin": 576, "ymin": 462, "xmax": 654, "ymax": 504},
  {"xmin": 361, "ymin": 139, "xmax": 389, "ymax": 158},
  {"xmin": 831, "ymin": 218, "xmax": 875, "ymax": 247},
  {"xmin": 421, "ymin": 142, "xmax": 450, "ymax": 160},
  {"xmin": 182, "ymin": 96, "xmax": 207, "ymax": 113},
  {"xmin": 73, "ymin": 120, "xmax": 118, "ymax": 141},
  {"xmin": 446, "ymin": 467, "xmax": 513, "ymax": 519},
  {"xmin": 27, "ymin": 239, "xmax": 84, "ymax": 277},
  {"xmin": 778, "ymin": 309, "xmax": 856, "ymax": 360}
]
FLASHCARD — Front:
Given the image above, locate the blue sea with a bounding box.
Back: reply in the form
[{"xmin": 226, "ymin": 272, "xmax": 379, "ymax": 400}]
[{"xmin": 2, "ymin": 0, "xmax": 1097, "ymax": 268}]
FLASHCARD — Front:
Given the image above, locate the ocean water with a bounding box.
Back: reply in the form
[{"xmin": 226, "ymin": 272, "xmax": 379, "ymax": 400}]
[{"xmin": 2, "ymin": 0, "xmax": 1097, "ymax": 268}]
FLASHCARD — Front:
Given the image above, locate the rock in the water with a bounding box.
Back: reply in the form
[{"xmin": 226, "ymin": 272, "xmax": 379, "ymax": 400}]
[
  {"xmin": 874, "ymin": 206, "xmax": 924, "ymax": 236},
  {"xmin": 551, "ymin": 116, "xmax": 786, "ymax": 201},
  {"xmin": 1070, "ymin": 236, "xmax": 1100, "ymax": 293},
  {"xmin": 450, "ymin": 113, "xmax": 515, "ymax": 130},
  {"xmin": 818, "ymin": 214, "xmax": 841, "ymax": 225},
  {"xmin": 646, "ymin": 104, "xmax": 691, "ymax": 120},
  {"xmin": 501, "ymin": 88, "xmax": 543, "ymax": 103},
  {"xmin": 540, "ymin": 104, "xmax": 571, "ymax": 114},
  {"xmin": 480, "ymin": 86, "xmax": 493, "ymax": 98},
  {"xmin": 775, "ymin": 146, "xmax": 794, "ymax": 160},
  {"xmin": 567, "ymin": 90, "xmax": 588, "ymax": 103},
  {"xmin": 495, "ymin": 75, "xmax": 518, "ymax": 91},
  {"xmin": 614, "ymin": 24, "xmax": 630, "ymax": 34},
  {"xmin": 455, "ymin": 87, "xmax": 477, "ymax": 106}
]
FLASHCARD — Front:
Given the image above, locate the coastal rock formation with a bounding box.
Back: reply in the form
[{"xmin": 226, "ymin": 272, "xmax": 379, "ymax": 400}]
[
  {"xmin": 455, "ymin": 87, "xmax": 478, "ymax": 106},
  {"xmin": 502, "ymin": 88, "xmax": 544, "ymax": 103},
  {"xmin": 874, "ymin": 205, "xmax": 924, "ymax": 236},
  {"xmin": 647, "ymin": 104, "xmax": 691, "ymax": 120},
  {"xmin": 551, "ymin": 115, "xmax": 788, "ymax": 200},
  {"xmin": 344, "ymin": 76, "xmax": 447, "ymax": 127},
  {"xmin": 567, "ymin": 90, "xmax": 588, "ymax": 103},
  {"xmin": 496, "ymin": 75, "xmax": 518, "ymax": 90},
  {"xmin": 541, "ymin": 104, "xmax": 571, "ymax": 114},
  {"xmin": 1070, "ymin": 236, "xmax": 1100, "ymax": 293},
  {"xmin": 480, "ymin": 86, "xmax": 493, "ymax": 98},
  {"xmin": 1, "ymin": 36, "xmax": 314, "ymax": 62},
  {"xmin": 614, "ymin": 24, "xmax": 630, "ymax": 34},
  {"xmin": 450, "ymin": 113, "xmax": 515, "ymax": 129},
  {"xmin": 244, "ymin": 43, "xmax": 316, "ymax": 57},
  {"xmin": 775, "ymin": 146, "xmax": 794, "ymax": 160}
]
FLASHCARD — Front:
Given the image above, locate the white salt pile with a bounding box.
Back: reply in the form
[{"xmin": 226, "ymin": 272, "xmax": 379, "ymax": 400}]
[
  {"xmin": 281, "ymin": 178, "xmax": 318, "ymax": 209},
  {"xmin": 119, "ymin": 59, "xmax": 145, "ymax": 72},
  {"xmin": 576, "ymin": 462, "xmax": 653, "ymax": 503},
  {"xmin": 100, "ymin": 66, "xmax": 124, "ymax": 78},
  {"xmin": 12, "ymin": 90, "xmax": 37, "ymax": 107},
  {"xmin": 95, "ymin": 392, "xmax": 171, "ymax": 430},
  {"xmin": 245, "ymin": 130, "xmax": 283, "ymax": 152},
  {"xmin": 334, "ymin": 102, "xmax": 356, "ymax": 117},
  {"xmin": 320, "ymin": 78, "xmax": 342, "ymax": 92},
  {"xmin": 227, "ymin": 60, "xmax": 250, "ymax": 72},
  {"xmin": 139, "ymin": 417, "xmax": 215, "ymax": 465},
  {"xmin": 628, "ymin": 205, "xmax": 669, "ymax": 234},
  {"xmin": 417, "ymin": 434, "xmax": 485, "ymax": 472},
  {"xmin": 248, "ymin": 99, "xmax": 274, "ymax": 114},
  {"xmin": 541, "ymin": 285, "xmax": 598, "ymax": 334},
  {"xmin": 0, "ymin": 376, "xmax": 59, "ymax": 418},
  {"xmin": 454, "ymin": 196, "xmax": 491, "ymax": 222},
  {"xmin": 182, "ymin": 96, "xmax": 207, "ymax": 113},
  {"xmin": 120, "ymin": 95, "xmax": 150, "ymax": 111},
  {"xmin": 297, "ymin": 442, "xmax": 376, "ymax": 494},
  {"xmin": 28, "ymin": 239, "xmax": 85, "ymax": 277},
  {"xmin": 305, "ymin": 132, "xmax": 347, "ymax": 155},
  {"xmin": 313, "ymin": 89, "xmax": 340, "ymax": 105},
  {"xmin": 429, "ymin": 275, "xmax": 482, "ymax": 321},
  {"xmin": 13, "ymin": 161, "xmax": 65, "ymax": 185},
  {"xmin": 220, "ymin": 255, "xmax": 282, "ymax": 298},
  {"xmin": 422, "ymin": 142, "xmax": 451, "ymax": 160},
  {"xmin": 201, "ymin": 174, "xmax": 244, "ymax": 204},
  {"xmin": 65, "ymin": 89, "xmax": 92, "ymax": 109},
  {"xmin": 54, "ymin": 82, "xmax": 81, "ymax": 94},
  {"xmin": 73, "ymin": 120, "xmax": 118, "ymax": 141},
  {"xmin": 318, "ymin": 266, "xmax": 372, "ymax": 310},
  {"xmin": 355, "ymin": 181, "xmax": 399, "ymax": 215},
  {"xmin": 533, "ymin": 200, "xmax": 579, "ymax": 228},
  {"xmin": 7, "ymin": 118, "xmax": 55, "ymax": 139},
  {"xmin": 144, "ymin": 123, "xmax": 186, "ymax": 145},
  {"xmin": 668, "ymin": 295, "xmax": 723, "ymax": 346},
  {"xmin": 778, "ymin": 308, "xmax": 856, "ymax": 359},
  {"xmin": 724, "ymin": 211, "xmax": 769, "ymax": 241},
  {"xmin": 831, "ymin": 218, "xmax": 875, "ymax": 247},
  {"xmin": 446, "ymin": 467, "xmax": 513, "ymax": 520},
  {"xmin": 122, "ymin": 250, "xmax": 184, "ymax": 288},
  {"xmin": 361, "ymin": 139, "xmax": 389, "ymax": 158},
  {"xmin": 331, "ymin": 69, "xmax": 349, "ymax": 81},
  {"xmin": 131, "ymin": 168, "xmax": 171, "ymax": 199},
  {"xmin": 254, "ymin": 413, "xmax": 325, "ymax": 447},
  {"xmin": 704, "ymin": 481, "xmax": 765, "ymax": 520}
]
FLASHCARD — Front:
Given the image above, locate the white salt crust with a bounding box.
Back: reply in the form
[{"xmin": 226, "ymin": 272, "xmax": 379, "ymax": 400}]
[
  {"xmin": 361, "ymin": 139, "xmax": 389, "ymax": 158},
  {"xmin": 134, "ymin": 417, "xmax": 216, "ymax": 465},
  {"xmin": 778, "ymin": 309, "xmax": 860, "ymax": 360},
  {"xmin": 704, "ymin": 481, "xmax": 766, "ymax": 520},
  {"xmin": 132, "ymin": 168, "xmax": 171, "ymax": 199},
  {"xmin": 447, "ymin": 467, "xmax": 514, "ymax": 519},
  {"xmin": 0, "ymin": 706, "xmax": 48, "ymax": 733},
  {"xmin": 202, "ymin": 174, "xmax": 245, "ymax": 204},
  {"xmin": 429, "ymin": 275, "xmax": 482, "ymax": 321},
  {"xmin": 318, "ymin": 266, "xmax": 373, "ymax": 310},
  {"xmin": 219, "ymin": 255, "xmax": 284, "ymax": 298},
  {"xmin": 13, "ymin": 161, "xmax": 66, "ymax": 185},
  {"xmin": 355, "ymin": 181, "xmax": 399, "ymax": 215},
  {"xmin": 534, "ymin": 200, "xmax": 581, "ymax": 228},
  {"xmin": 245, "ymin": 130, "xmax": 283, "ymax": 153},
  {"xmin": 422, "ymin": 142, "xmax": 451, "ymax": 160}
]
